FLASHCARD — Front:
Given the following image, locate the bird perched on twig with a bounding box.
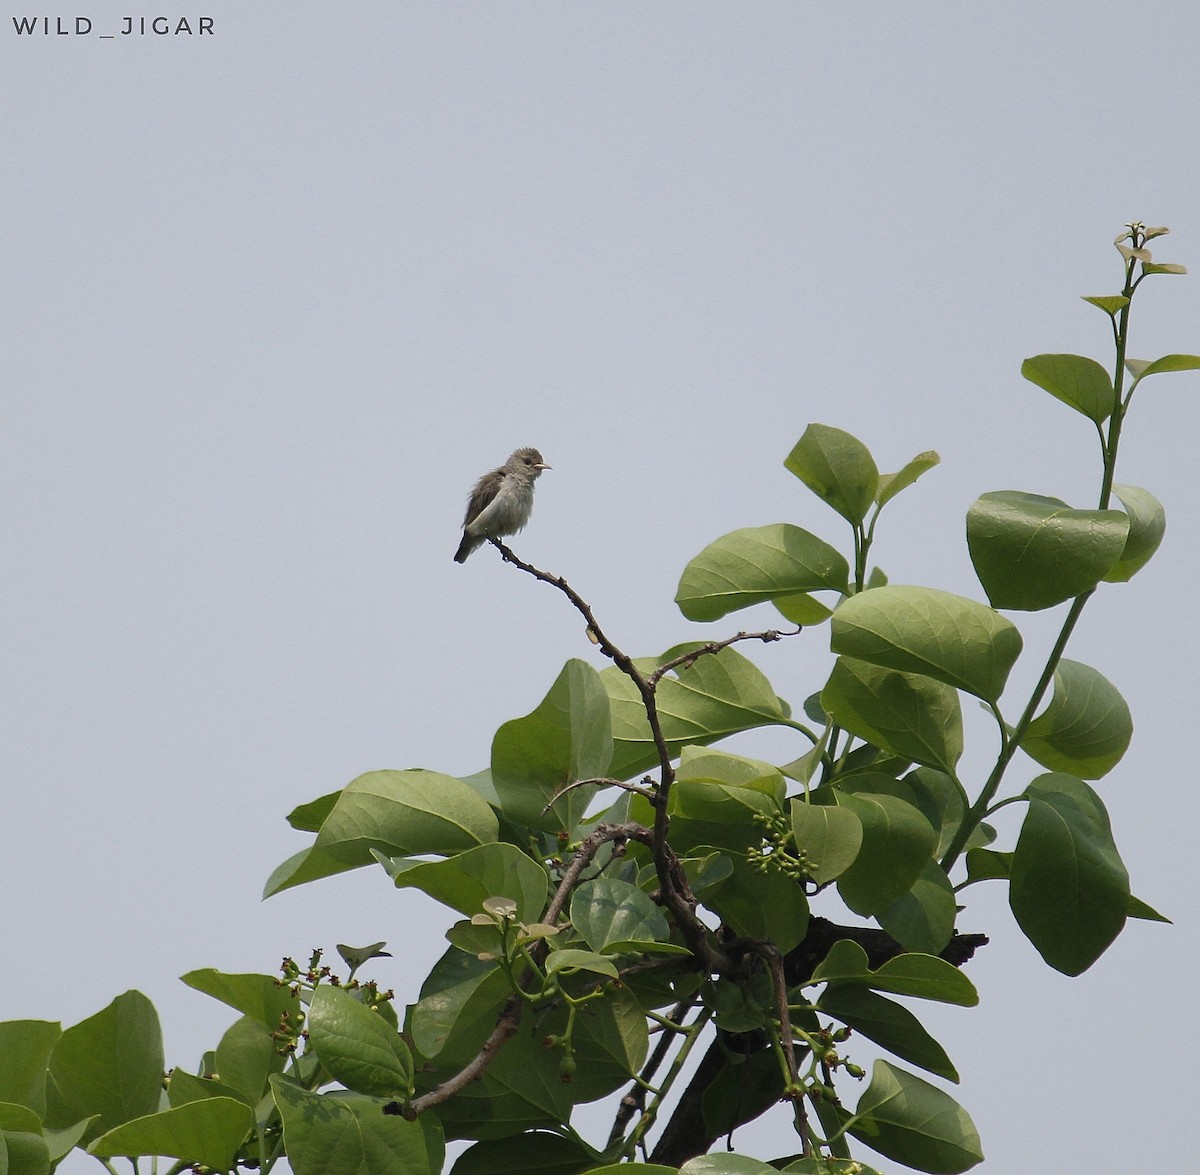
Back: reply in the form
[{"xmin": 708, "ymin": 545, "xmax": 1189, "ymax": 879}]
[{"xmin": 453, "ymin": 447, "xmax": 551, "ymax": 563}]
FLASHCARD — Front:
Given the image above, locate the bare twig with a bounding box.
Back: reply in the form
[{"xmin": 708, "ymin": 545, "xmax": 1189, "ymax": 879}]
[
  {"xmin": 647, "ymin": 628, "xmax": 802, "ymax": 686},
  {"xmin": 541, "ymin": 776, "xmax": 656, "ymax": 815}
]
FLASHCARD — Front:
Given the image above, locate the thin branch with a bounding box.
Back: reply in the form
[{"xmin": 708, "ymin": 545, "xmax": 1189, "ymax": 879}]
[
  {"xmin": 542, "ymin": 776, "xmax": 656, "ymax": 815},
  {"xmin": 647, "ymin": 628, "xmax": 801, "ymax": 686},
  {"xmin": 753, "ymin": 942, "xmax": 812, "ymax": 1157}
]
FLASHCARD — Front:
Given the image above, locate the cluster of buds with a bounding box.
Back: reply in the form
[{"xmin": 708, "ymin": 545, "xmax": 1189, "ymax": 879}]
[{"xmin": 747, "ymin": 810, "xmax": 818, "ymax": 881}]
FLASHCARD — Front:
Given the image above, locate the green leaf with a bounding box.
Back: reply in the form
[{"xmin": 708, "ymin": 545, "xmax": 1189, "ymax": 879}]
[
  {"xmin": 2, "ymin": 1123, "xmax": 50, "ymax": 1175},
  {"xmin": 876, "ymin": 859, "xmax": 956, "ymax": 954},
  {"xmin": 1128, "ymin": 894, "xmax": 1171, "ymax": 923},
  {"xmin": 899, "ymin": 768, "xmax": 967, "ymax": 859},
  {"xmin": 773, "ymin": 591, "xmax": 834, "ymax": 626},
  {"xmin": 166, "ymin": 1069, "xmax": 247, "ymax": 1110},
  {"xmin": 701, "ymin": 1050, "xmax": 786, "ymax": 1144},
  {"xmin": 271, "ymin": 1079, "xmax": 444, "ymax": 1175},
  {"xmin": 492, "ymin": 659, "xmax": 613, "ymax": 832},
  {"xmin": 408, "ymin": 950, "xmax": 509, "ymax": 1063},
  {"xmin": 819, "ymin": 986, "xmax": 958, "ymax": 1081},
  {"xmin": 965, "ymin": 848, "xmax": 1011, "ymax": 883},
  {"xmin": 1104, "ymin": 484, "xmax": 1166, "ymax": 582},
  {"xmin": 705, "ymin": 860, "xmax": 810, "ymax": 953},
  {"xmin": 1021, "ymin": 353, "xmax": 1115, "ymax": 422},
  {"xmin": 570, "ymin": 879, "xmax": 672, "ymax": 954},
  {"xmin": 308, "ymin": 986, "xmax": 414, "ymax": 1100},
  {"xmin": 834, "ymin": 794, "xmax": 938, "ymax": 916},
  {"xmin": 849, "ymin": 1060, "xmax": 983, "ymax": 1173},
  {"xmin": 540, "ymin": 986, "xmax": 649, "ymax": 1104},
  {"xmin": 1010, "ymin": 773, "xmax": 1129, "ymax": 975},
  {"xmin": 810, "ymin": 940, "xmax": 978, "ymax": 1007},
  {"xmin": 877, "ymin": 450, "xmax": 941, "ymax": 509},
  {"xmin": 544, "ymin": 950, "xmax": 620, "ymax": 980},
  {"xmin": 790, "ymin": 799, "xmax": 863, "ymax": 884},
  {"xmin": 1080, "ymin": 295, "xmax": 1129, "ymax": 316},
  {"xmin": 379, "ymin": 842, "xmax": 550, "ymax": 925},
  {"xmin": 87, "ymin": 1098, "xmax": 253, "ymax": 1170},
  {"xmin": 429, "ymin": 1018, "xmax": 572, "ymax": 1139},
  {"xmin": 44, "ymin": 992, "xmax": 163, "ymax": 1144},
  {"xmin": 265, "ymin": 769, "xmax": 499, "ymax": 896},
  {"xmin": 966, "ymin": 491, "xmax": 1129, "ymax": 611},
  {"xmin": 0, "ymin": 1022, "xmax": 59, "ymax": 1116},
  {"xmin": 179, "ymin": 970, "xmax": 301, "ymax": 1033},
  {"xmin": 1140, "ymin": 263, "xmax": 1188, "ymax": 276},
  {"xmin": 822, "ymin": 656, "xmax": 963, "ymax": 773},
  {"xmin": 830, "ymin": 585, "xmax": 1022, "ymax": 703},
  {"xmin": 450, "ymin": 1131, "xmax": 598, "ymax": 1175},
  {"xmin": 605, "ymin": 647, "xmax": 791, "ymax": 780},
  {"xmin": 785, "ymin": 423, "xmax": 880, "ymax": 524},
  {"xmin": 1020, "ymin": 659, "xmax": 1132, "ymax": 779},
  {"xmin": 680, "ymin": 1155, "xmax": 781, "ymax": 1174},
  {"xmin": 213, "ymin": 1016, "xmax": 285, "ymax": 1104},
  {"xmin": 675, "ymin": 524, "xmax": 849, "ymax": 622}
]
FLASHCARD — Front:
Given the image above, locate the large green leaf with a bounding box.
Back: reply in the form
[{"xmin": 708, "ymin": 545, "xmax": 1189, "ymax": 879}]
[
  {"xmin": 604, "ymin": 647, "xmax": 792, "ymax": 780},
  {"xmin": 167, "ymin": 1069, "xmax": 248, "ymax": 1110},
  {"xmin": 213, "ymin": 1016, "xmax": 285, "ymax": 1104},
  {"xmin": 830, "ymin": 585, "xmax": 1022, "ymax": 703},
  {"xmin": 1019, "ymin": 659, "xmax": 1132, "ymax": 779},
  {"xmin": 967, "ymin": 492, "xmax": 1128, "ymax": 611},
  {"xmin": 271, "ymin": 1079, "xmax": 444, "ymax": 1175},
  {"xmin": 379, "ymin": 842, "xmax": 550, "ymax": 925},
  {"xmin": 1021, "ymin": 353, "xmax": 1115, "ymax": 422},
  {"xmin": 570, "ymin": 878, "xmax": 671, "ymax": 955},
  {"xmin": 0, "ymin": 1022, "xmax": 59, "ymax": 1116},
  {"xmin": 265, "ymin": 770, "xmax": 499, "ymax": 896},
  {"xmin": 408, "ymin": 951, "xmax": 509, "ymax": 1064},
  {"xmin": 849, "ymin": 1060, "xmax": 983, "ymax": 1173},
  {"xmin": 1010, "ymin": 773, "xmax": 1129, "ymax": 975},
  {"xmin": 1104, "ymin": 484, "xmax": 1166, "ymax": 582},
  {"xmin": 785, "ymin": 423, "xmax": 880, "ymax": 525},
  {"xmin": 822, "ymin": 657, "xmax": 963, "ymax": 773},
  {"xmin": 675, "ymin": 524, "xmax": 849, "ymax": 622},
  {"xmin": 681, "ymin": 1155, "xmax": 781, "ymax": 1174},
  {"xmin": 809, "ymin": 940, "xmax": 978, "ymax": 1007},
  {"xmin": 834, "ymin": 793, "xmax": 938, "ymax": 916},
  {"xmin": 44, "ymin": 992, "xmax": 163, "ymax": 1144},
  {"xmin": 179, "ymin": 970, "xmax": 301, "ymax": 1033},
  {"xmin": 450, "ymin": 1131, "xmax": 598, "ymax": 1175},
  {"xmin": 704, "ymin": 860, "xmax": 810, "ymax": 953},
  {"xmin": 87, "ymin": 1097, "xmax": 254, "ymax": 1171},
  {"xmin": 430, "ymin": 1019, "xmax": 573, "ymax": 1140},
  {"xmin": 790, "ymin": 799, "xmax": 863, "ymax": 884},
  {"xmin": 876, "ymin": 859, "xmax": 957, "ymax": 954},
  {"xmin": 539, "ymin": 986, "xmax": 649, "ymax": 1104},
  {"xmin": 818, "ymin": 986, "xmax": 958, "ymax": 1081},
  {"xmin": 308, "ymin": 986, "xmax": 413, "ymax": 1101},
  {"xmin": 492, "ymin": 659, "xmax": 613, "ymax": 832}
]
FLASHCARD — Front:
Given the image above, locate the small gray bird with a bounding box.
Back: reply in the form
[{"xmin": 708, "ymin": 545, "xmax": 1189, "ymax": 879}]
[{"xmin": 453, "ymin": 447, "xmax": 551, "ymax": 563}]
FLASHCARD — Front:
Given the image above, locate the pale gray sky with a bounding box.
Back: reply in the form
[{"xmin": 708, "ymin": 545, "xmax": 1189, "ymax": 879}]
[{"xmin": 5, "ymin": 3, "xmax": 1199, "ymax": 1171}]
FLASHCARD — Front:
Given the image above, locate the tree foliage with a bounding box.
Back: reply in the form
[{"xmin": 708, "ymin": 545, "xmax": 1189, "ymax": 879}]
[{"xmin": 3, "ymin": 225, "xmax": 1194, "ymax": 1174}]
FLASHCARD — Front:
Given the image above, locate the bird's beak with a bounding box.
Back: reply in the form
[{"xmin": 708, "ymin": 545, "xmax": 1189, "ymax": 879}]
[{"xmin": 537, "ymin": 463, "xmax": 552, "ymax": 470}]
